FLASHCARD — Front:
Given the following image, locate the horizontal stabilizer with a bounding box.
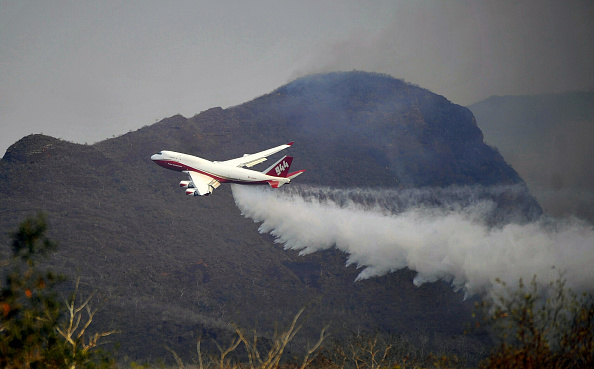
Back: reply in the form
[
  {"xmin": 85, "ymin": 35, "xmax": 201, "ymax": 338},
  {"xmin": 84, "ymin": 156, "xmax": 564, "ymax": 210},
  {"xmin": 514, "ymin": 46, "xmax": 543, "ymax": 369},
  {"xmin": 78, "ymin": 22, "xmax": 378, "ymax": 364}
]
[{"xmin": 287, "ymin": 170, "xmax": 306, "ymax": 180}]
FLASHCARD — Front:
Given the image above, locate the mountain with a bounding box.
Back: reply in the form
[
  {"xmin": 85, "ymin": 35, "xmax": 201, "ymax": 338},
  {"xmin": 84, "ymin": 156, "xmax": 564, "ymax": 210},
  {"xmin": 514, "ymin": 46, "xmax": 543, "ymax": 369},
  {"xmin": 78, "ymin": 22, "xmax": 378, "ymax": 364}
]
[
  {"xmin": 0, "ymin": 71, "xmax": 540, "ymax": 363},
  {"xmin": 469, "ymin": 92, "xmax": 594, "ymax": 222}
]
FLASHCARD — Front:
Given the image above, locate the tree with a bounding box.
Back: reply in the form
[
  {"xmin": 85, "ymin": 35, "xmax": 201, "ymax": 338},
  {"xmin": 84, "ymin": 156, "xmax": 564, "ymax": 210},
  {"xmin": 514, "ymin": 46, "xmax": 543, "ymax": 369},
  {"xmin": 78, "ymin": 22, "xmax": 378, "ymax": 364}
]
[
  {"xmin": 234, "ymin": 306, "xmax": 329, "ymax": 369},
  {"xmin": 0, "ymin": 213, "xmax": 66, "ymax": 367},
  {"xmin": 479, "ymin": 275, "xmax": 594, "ymax": 368},
  {"xmin": 167, "ymin": 306, "xmax": 329, "ymax": 369},
  {"xmin": 0, "ymin": 213, "xmax": 116, "ymax": 368},
  {"xmin": 56, "ymin": 278, "xmax": 118, "ymax": 369}
]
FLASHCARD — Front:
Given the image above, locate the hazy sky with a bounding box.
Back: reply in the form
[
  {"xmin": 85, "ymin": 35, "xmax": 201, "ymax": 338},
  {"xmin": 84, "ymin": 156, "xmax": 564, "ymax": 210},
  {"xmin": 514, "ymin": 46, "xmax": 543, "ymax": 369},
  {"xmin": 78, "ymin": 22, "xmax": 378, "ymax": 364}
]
[{"xmin": 1, "ymin": 0, "xmax": 593, "ymax": 156}]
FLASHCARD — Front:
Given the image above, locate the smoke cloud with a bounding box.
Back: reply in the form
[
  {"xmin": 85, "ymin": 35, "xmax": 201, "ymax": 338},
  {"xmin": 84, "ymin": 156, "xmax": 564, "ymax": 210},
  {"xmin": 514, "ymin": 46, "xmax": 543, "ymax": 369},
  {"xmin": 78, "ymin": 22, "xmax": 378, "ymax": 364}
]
[
  {"xmin": 293, "ymin": 0, "xmax": 594, "ymax": 106},
  {"xmin": 232, "ymin": 184, "xmax": 594, "ymax": 297}
]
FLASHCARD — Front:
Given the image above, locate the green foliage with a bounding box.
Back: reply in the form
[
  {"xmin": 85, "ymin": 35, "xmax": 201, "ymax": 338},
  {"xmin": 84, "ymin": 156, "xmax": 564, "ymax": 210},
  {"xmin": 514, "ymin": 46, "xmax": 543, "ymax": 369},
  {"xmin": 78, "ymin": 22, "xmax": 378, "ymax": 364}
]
[
  {"xmin": 0, "ymin": 213, "xmax": 67, "ymax": 367},
  {"xmin": 478, "ymin": 276, "xmax": 594, "ymax": 368},
  {"xmin": 0, "ymin": 213, "xmax": 115, "ymax": 368},
  {"xmin": 10, "ymin": 212, "xmax": 57, "ymax": 266}
]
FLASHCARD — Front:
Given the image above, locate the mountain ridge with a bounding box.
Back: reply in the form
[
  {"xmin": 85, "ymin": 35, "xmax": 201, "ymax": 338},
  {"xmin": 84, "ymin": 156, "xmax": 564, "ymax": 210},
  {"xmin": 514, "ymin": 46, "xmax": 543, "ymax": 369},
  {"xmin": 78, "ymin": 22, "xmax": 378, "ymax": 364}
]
[{"xmin": 1, "ymin": 71, "xmax": 540, "ymax": 363}]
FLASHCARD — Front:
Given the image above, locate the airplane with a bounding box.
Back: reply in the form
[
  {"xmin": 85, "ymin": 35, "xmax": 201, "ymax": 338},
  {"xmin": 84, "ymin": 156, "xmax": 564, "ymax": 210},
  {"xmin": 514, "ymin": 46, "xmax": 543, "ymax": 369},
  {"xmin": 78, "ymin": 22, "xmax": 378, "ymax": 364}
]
[{"xmin": 150, "ymin": 142, "xmax": 305, "ymax": 196}]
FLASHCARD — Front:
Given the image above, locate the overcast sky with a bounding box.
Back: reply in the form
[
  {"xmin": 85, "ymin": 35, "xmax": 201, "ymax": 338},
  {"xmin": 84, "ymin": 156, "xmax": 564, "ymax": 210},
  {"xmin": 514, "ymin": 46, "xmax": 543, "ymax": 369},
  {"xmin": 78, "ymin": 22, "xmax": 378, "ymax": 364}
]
[{"xmin": 1, "ymin": 0, "xmax": 593, "ymax": 156}]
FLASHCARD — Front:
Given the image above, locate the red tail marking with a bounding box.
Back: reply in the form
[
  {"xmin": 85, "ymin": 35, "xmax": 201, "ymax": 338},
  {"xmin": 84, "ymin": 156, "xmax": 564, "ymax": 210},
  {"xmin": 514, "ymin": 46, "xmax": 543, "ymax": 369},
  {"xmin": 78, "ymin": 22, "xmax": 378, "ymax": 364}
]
[
  {"xmin": 287, "ymin": 170, "xmax": 306, "ymax": 178},
  {"xmin": 267, "ymin": 181, "xmax": 281, "ymax": 188},
  {"xmin": 264, "ymin": 156, "xmax": 293, "ymax": 177}
]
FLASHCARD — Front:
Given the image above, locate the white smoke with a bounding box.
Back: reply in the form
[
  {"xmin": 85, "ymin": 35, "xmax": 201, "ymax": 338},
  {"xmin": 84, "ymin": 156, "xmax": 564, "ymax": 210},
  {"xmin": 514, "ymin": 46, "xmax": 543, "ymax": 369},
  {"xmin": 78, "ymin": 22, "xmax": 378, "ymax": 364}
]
[{"xmin": 231, "ymin": 184, "xmax": 594, "ymax": 297}]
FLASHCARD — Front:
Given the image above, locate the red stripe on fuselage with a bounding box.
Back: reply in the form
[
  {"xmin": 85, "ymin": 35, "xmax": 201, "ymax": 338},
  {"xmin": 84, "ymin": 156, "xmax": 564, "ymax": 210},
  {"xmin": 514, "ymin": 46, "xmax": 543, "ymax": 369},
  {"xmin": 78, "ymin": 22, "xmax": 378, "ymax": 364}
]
[{"xmin": 153, "ymin": 159, "xmax": 274, "ymax": 186}]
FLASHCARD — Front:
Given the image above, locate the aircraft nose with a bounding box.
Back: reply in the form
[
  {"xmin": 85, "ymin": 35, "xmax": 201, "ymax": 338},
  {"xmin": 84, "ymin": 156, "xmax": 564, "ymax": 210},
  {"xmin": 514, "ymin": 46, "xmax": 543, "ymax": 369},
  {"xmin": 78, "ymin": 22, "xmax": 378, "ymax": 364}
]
[{"xmin": 151, "ymin": 154, "xmax": 160, "ymax": 161}]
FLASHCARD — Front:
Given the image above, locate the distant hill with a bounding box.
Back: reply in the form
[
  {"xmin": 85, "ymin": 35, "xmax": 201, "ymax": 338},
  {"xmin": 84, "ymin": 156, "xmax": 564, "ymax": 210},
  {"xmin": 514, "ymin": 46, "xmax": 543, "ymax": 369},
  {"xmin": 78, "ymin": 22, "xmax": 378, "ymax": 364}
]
[
  {"xmin": 0, "ymin": 71, "xmax": 540, "ymax": 363},
  {"xmin": 469, "ymin": 92, "xmax": 594, "ymax": 222}
]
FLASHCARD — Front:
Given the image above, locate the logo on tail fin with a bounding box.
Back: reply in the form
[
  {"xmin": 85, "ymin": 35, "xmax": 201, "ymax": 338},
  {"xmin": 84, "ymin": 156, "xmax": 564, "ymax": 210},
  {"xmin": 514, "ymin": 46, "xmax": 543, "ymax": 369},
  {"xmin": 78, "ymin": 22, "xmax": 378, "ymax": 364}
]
[
  {"xmin": 275, "ymin": 160, "xmax": 289, "ymax": 176},
  {"xmin": 264, "ymin": 156, "xmax": 294, "ymax": 177}
]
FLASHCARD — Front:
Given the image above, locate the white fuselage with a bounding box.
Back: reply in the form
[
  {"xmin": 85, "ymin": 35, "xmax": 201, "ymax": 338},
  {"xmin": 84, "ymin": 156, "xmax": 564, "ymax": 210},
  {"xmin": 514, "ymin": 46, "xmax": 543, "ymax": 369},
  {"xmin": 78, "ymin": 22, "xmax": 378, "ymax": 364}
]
[{"xmin": 150, "ymin": 151, "xmax": 289, "ymax": 185}]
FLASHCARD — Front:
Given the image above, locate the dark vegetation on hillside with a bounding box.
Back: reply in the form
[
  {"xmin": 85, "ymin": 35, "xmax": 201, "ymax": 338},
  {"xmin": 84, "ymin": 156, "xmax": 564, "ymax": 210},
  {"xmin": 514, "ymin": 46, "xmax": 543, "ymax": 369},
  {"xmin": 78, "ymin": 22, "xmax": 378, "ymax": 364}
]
[
  {"xmin": 3, "ymin": 216, "xmax": 593, "ymax": 368},
  {"xmin": 1, "ymin": 71, "xmax": 542, "ymax": 364}
]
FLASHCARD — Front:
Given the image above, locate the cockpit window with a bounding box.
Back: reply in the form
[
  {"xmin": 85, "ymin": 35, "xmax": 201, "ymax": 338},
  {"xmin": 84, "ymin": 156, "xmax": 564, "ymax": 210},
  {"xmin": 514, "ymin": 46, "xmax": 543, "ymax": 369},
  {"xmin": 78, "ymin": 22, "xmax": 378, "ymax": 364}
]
[{"xmin": 154, "ymin": 152, "xmax": 162, "ymax": 156}]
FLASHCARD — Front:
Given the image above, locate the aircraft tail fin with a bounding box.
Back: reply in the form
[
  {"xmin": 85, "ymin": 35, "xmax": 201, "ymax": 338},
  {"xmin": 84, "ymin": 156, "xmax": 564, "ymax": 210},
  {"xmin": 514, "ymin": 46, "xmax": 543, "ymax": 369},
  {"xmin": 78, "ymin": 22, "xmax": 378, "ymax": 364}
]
[{"xmin": 263, "ymin": 155, "xmax": 294, "ymax": 177}]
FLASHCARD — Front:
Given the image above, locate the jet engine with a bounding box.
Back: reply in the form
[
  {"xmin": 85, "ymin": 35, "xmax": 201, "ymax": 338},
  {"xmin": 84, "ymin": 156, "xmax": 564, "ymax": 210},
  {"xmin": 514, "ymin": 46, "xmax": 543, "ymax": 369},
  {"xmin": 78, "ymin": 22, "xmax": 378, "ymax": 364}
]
[
  {"xmin": 179, "ymin": 180, "xmax": 194, "ymax": 188},
  {"xmin": 185, "ymin": 188, "xmax": 198, "ymax": 196},
  {"xmin": 185, "ymin": 188, "xmax": 210, "ymax": 196}
]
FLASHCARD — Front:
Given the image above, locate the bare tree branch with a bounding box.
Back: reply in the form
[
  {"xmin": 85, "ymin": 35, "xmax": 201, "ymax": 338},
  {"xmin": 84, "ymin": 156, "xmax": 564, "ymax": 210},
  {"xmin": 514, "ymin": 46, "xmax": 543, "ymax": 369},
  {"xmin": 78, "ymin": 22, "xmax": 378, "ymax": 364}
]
[
  {"xmin": 165, "ymin": 346, "xmax": 186, "ymax": 369},
  {"xmin": 55, "ymin": 277, "xmax": 118, "ymax": 368},
  {"xmin": 300, "ymin": 324, "xmax": 330, "ymax": 369}
]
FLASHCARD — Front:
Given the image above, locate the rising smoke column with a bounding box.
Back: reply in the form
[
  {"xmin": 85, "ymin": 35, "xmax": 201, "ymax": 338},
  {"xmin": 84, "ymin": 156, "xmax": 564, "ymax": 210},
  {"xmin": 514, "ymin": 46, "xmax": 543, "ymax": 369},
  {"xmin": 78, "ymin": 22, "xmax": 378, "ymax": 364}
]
[{"xmin": 231, "ymin": 184, "xmax": 594, "ymax": 297}]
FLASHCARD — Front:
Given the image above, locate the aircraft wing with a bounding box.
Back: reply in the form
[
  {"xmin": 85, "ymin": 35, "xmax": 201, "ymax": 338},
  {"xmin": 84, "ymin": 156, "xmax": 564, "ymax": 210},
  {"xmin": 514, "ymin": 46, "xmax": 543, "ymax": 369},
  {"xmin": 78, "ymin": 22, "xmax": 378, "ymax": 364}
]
[
  {"xmin": 219, "ymin": 142, "xmax": 293, "ymax": 168},
  {"xmin": 186, "ymin": 171, "xmax": 220, "ymax": 196}
]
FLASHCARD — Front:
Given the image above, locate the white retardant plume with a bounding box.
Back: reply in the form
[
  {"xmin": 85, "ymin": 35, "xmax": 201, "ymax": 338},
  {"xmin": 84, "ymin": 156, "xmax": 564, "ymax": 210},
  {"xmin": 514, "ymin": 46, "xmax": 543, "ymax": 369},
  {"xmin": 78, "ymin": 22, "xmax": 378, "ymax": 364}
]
[{"xmin": 231, "ymin": 184, "xmax": 594, "ymax": 297}]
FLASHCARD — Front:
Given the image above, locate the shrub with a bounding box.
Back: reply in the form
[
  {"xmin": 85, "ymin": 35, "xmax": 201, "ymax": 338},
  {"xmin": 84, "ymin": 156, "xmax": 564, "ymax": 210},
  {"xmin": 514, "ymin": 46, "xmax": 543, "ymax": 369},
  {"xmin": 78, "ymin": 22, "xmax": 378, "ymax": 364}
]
[{"xmin": 478, "ymin": 276, "xmax": 594, "ymax": 368}]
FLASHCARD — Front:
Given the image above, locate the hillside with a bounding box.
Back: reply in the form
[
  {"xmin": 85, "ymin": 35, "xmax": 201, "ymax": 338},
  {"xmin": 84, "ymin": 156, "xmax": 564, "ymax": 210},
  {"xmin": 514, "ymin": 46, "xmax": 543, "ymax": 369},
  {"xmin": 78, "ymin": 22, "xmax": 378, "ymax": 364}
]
[
  {"xmin": 469, "ymin": 92, "xmax": 594, "ymax": 222},
  {"xmin": 0, "ymin": 71, "xmax": 540, "ymax": 364}
]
